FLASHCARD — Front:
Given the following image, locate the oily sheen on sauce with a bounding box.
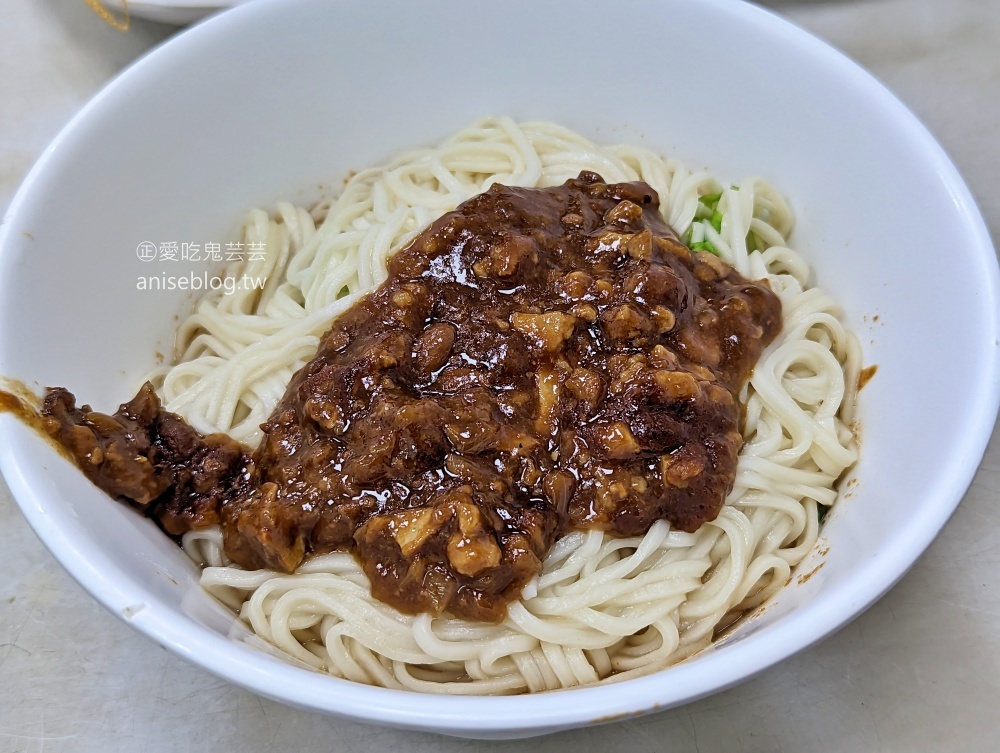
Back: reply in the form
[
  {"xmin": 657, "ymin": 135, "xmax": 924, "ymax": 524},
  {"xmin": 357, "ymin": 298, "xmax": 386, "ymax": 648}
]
[{"xmin": 40, "ymin": 173, "xmax": 781, "ymax": 622}]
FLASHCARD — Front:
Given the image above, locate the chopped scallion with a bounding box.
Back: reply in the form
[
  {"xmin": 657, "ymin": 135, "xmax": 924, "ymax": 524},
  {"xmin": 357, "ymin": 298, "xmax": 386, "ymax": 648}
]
[
  {"xmin": 698, "ymin": 192, "xmax": 722, "ymax": 209},
  {"xmin": 710, "ymin": 210, "xmax": 723, "ymax": 233}
]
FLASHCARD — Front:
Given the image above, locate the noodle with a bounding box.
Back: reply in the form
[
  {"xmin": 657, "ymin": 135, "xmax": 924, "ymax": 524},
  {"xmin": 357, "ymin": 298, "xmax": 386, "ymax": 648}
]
[{"xmin": 166, "ymin": 117, "xmax": 860, "ymax": 693}]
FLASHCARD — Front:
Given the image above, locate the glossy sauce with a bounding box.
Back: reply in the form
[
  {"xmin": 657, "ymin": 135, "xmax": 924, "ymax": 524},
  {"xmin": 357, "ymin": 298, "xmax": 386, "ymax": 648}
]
[{"xmin": 40, "ymin": 173, "xmax": 781, "ymax": 622}]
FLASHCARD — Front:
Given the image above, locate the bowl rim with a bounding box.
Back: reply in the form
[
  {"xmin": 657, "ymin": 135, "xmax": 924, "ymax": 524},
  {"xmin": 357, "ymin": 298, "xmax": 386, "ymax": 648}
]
[
  {"xmin": 2, "ymin": 0, "xmax": 998, "ymax": 735},
  {"xmin": 102, "ymin": 0, "xmax": 249, "ymax": 10}
]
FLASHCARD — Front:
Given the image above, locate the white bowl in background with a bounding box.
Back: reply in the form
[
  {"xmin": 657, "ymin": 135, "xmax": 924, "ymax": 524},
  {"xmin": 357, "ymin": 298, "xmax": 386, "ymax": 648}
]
[
  {"xmin": 101, "ymin": 0, "xmax": 249, "ymax": 26},
  {"xmin": 1, "ymin": 0, "xmax": 998, "ymax": 739}
]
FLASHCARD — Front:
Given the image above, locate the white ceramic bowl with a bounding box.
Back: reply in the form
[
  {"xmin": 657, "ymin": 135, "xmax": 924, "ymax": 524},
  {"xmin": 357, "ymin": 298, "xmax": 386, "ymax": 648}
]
[
  {"xmin": 1, "ymin": 0, "xmax": 998, "ymax": 740},
  {"xmin": 102, "ymin": 0, "xmax": 248, "ymax": 26}
]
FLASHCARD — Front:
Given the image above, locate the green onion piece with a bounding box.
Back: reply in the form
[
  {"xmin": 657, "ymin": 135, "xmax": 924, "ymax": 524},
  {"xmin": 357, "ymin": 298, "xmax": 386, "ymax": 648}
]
[
  {"xmin": 817, "ymin": 503, "xmax": 831, "ymax": 523},
  {"xmin": 337, "ymin": 285, "xmax": 350, "ymax": 299},
  {"xmin": 699, "ymin": 192, "xmax": 722, "ymax": 209},
  {"xmin": 690, "ymin": 240, "xmax": 719, "ymax": 255},
  {"xmin": 710, "ymin": 210, "xmax": 723, "ymax": 233}
]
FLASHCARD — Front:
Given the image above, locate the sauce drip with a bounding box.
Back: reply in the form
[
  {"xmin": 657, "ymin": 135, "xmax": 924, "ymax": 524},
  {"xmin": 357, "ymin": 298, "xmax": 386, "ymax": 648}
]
[{"xmin": 38, "ymin": 173, "xmax": 781, "ymax": 622}]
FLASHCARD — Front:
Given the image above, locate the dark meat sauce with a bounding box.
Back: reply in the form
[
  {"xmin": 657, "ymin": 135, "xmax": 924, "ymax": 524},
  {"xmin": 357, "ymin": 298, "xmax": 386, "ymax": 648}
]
[{"xmin": 41, "ymin": 173, "xmax": 781, "ymax": 622}]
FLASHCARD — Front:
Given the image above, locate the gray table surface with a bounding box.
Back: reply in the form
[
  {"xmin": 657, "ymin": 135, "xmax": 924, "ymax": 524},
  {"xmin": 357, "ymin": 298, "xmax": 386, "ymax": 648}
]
[{"xmin": 2, "ymin": 1, "xmax": 999, "ymax": 751}]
